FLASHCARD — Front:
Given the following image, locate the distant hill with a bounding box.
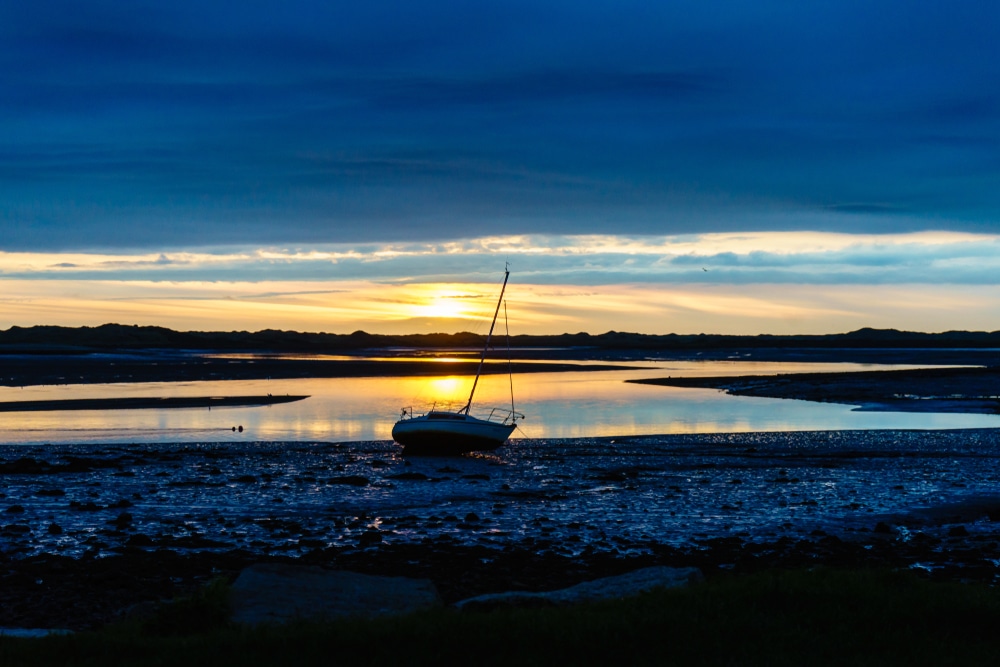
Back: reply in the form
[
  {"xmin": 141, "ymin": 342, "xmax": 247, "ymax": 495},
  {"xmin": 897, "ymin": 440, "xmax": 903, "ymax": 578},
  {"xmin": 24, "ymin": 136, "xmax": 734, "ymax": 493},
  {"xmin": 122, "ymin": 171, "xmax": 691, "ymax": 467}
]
[{"xmin": 2, "ymin": 323, "xmax": 1000, "ymax": 353}]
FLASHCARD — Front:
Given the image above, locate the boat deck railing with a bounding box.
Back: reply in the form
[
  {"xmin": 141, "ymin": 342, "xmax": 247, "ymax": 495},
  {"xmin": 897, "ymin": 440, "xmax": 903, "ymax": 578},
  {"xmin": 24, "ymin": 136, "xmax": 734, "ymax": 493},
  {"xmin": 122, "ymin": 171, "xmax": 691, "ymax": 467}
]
[
  {"xmin": 398, "ymin": 402, "xmax": 458, "ymax": 420},
  {"xmin": 485, "ymin": 406, "xmax": 524, "ymax": 425},
  {"xmin": 398, "ymin": 403, "xmax": 523, "ymax": 425}
]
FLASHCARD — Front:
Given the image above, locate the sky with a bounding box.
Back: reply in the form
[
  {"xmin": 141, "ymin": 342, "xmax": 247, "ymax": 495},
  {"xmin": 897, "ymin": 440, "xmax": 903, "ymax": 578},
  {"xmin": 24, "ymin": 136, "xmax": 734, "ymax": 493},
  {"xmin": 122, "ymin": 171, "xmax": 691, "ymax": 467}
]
[{"xmin": 1, "ymin": 1, "xmax": 999, "ymax": 335}]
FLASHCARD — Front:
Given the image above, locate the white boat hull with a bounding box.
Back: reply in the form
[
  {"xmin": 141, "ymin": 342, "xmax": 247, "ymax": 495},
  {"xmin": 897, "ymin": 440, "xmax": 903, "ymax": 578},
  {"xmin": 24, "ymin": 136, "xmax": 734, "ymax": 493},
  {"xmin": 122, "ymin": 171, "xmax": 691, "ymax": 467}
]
[{"xmin": 392, "ymin": 411, "xmax": 516, "ymax": 455}]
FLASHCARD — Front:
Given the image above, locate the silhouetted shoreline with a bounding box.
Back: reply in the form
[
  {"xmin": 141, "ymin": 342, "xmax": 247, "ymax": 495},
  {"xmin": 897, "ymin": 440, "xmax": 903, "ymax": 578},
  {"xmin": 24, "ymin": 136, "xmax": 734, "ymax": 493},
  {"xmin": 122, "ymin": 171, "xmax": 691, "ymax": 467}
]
[{"xmin": 5, "ymin": 323, "xmax": 1000, "ymax": 354}]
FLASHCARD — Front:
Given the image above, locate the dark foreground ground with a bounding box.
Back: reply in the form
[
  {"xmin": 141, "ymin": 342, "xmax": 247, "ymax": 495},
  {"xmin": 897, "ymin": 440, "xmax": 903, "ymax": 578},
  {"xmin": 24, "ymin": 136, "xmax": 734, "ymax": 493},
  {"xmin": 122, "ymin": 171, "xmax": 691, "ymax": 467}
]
[
  {"xmin": 6, "ymin": 568, "xmax": 1000, "ymax": 667},
  {"xmin": 6, "ymin": 527, "xmax": 1000, "ymax": 632}
]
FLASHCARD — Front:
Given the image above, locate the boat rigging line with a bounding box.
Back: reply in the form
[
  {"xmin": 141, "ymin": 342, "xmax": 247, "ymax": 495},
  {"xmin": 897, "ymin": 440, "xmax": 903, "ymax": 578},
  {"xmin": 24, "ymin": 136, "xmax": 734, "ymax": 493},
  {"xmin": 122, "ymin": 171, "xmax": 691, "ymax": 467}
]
[{"xmin": 461, "ymin": 266, "xmax": 510, "ymax": 415}]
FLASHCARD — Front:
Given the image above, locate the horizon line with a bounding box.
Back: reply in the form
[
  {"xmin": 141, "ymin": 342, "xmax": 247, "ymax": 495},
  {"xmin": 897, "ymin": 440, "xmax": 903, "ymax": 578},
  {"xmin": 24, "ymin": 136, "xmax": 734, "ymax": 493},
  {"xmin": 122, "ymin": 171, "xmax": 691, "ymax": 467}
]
[{"xmin": 3, "ymin": 322, "xmax": 1000, "ymax": 340}]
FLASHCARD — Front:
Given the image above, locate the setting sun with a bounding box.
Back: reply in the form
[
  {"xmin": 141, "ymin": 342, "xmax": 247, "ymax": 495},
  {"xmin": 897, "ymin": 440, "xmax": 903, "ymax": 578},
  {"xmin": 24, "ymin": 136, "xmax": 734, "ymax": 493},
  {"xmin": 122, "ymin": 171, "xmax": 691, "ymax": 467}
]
[
  {"xmin": 402, "ymin": 286, "xmax": 491, "ymax": 323},
  {"xmin": 416, "ymin": 295, "xmax": 467, "ymax": 320}
]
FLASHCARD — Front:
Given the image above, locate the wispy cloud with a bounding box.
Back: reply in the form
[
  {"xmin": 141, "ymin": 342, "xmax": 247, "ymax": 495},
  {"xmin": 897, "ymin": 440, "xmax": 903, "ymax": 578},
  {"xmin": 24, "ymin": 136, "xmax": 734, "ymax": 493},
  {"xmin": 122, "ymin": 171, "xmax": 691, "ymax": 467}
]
[
  {"xmin": 4, "ymin": 232, "xmax": 998, "ymax": 286},
  {"xmin": 1, "ymin": 3, "xmax": 998, "ymax": 250},
  {"xmin": 1, "ymin": 231, "xmax": 1000, "ymax": 334},
  {"xmin": 3, "ymin": 276, "xmax": 999, "ymax": 335}
]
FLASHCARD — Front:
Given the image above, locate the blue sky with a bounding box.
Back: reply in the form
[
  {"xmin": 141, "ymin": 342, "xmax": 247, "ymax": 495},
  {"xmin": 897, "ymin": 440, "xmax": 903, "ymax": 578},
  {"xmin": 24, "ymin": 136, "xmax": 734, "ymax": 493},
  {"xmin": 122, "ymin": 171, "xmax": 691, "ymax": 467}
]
[{"xmin": 1, "ymin": 1, "xmax": 999, "ymax": 333}]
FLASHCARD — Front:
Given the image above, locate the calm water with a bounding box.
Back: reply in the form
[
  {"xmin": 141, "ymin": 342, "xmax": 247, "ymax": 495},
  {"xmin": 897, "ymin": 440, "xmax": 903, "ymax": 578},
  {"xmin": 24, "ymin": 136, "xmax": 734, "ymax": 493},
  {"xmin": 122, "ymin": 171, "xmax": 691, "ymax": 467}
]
[{"xmin": 2, "ymin": 360, "xmax": 999, "ymax": 445}]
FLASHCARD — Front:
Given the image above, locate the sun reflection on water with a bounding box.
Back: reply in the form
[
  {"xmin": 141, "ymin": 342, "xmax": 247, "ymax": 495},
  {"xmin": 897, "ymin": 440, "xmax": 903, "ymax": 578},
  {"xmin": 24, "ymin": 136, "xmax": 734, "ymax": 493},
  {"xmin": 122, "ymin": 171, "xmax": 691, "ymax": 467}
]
[{"xmin": 423, "ymin": 376, "xmax": 467, "ymax": 400}]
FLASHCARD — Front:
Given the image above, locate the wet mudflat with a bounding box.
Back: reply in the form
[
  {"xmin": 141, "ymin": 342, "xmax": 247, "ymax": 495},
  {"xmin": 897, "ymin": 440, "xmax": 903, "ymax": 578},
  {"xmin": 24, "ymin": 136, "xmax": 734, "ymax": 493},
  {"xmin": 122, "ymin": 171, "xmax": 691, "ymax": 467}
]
[{"xmin": 4, "ymin": 430, "xmax": 1000, "ymax": 630}]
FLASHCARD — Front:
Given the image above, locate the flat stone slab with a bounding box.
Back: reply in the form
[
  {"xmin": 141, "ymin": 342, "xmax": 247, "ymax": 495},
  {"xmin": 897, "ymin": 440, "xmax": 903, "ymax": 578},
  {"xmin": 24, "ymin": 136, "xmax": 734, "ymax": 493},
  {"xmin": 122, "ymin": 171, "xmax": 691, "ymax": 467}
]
[
  {"xmin": 0, "ymin": 627, "xmax": 73, "ymax": 637},
  {"xmin": 454, "ymin": 566, "xmax": 703, "ymax": 611},
  {"xmin": 229, "ymin": 564, "xmax": 442, "ymax": 625}
]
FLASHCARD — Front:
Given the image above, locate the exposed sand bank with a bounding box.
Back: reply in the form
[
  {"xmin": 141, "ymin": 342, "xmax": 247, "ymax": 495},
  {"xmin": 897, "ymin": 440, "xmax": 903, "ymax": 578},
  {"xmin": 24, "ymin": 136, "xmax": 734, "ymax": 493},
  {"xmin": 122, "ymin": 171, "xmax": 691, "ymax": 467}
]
[
  {"xmin": 629, "ymin": 366, "xmax": 1000, "ymax": 414},
  {"xmin": 0, "ymin": 395, "xmax": 309, "ymax": 413}
]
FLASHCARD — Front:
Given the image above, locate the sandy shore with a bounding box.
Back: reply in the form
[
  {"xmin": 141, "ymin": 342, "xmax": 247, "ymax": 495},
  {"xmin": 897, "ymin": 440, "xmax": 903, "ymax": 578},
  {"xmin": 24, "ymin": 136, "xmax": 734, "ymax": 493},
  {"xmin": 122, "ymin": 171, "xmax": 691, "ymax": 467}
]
[{"xmin": 8, "ymin": 530, "xmax": 1000, "ymax": 632}]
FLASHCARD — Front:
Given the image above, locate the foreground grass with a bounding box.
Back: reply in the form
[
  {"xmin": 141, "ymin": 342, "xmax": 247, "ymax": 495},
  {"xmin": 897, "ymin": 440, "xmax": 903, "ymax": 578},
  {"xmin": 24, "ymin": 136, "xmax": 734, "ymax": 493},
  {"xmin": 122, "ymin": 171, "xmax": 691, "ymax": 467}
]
[{"xmin": 3, "ymin": 568, "xmax": 1000, "ymax": 666}]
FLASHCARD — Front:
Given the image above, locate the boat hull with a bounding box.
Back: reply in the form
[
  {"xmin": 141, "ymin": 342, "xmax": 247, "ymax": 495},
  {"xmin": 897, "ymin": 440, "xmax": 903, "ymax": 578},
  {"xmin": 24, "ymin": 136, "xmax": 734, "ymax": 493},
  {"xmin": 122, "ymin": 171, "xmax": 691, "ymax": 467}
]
[{"xmin": 391, "ymin": 412, "xmax": 516, "ymax": 455}]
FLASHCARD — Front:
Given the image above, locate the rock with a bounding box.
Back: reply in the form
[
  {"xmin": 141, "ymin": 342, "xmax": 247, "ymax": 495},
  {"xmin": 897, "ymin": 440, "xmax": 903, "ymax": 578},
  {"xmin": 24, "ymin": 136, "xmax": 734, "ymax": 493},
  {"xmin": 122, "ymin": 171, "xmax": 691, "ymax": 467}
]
[
  {"xmin": 358, "ymin": 530, "xmax": 383, "ymax": 546},
  {"xmin": 328, "ymin": 475, "xmax": 370, "ymax": 486},
  {"xmin": 0, "ymin": 458, "xmax": 49, "ymax": 474},
  {"xmin": 2, "ymin": 524, "xmax": 31, "ymax": 535},
  {"xmin": 454, "ymin": 566, "xmax": 703, "ymax": 611},
  {"xmin": 126, "ymin": 534, "xmax": 154, "ymax": 547},
  {"xmin": 0, "ymin": 628, "xmax": 73, "ymax": 638},
  {"xmin": 69, "ymin": 501, "xmax": 103, "ymax": 512},
  {"xmin": 229, "ymin": 564, "xmax": 442, "ymax": 625},
  {"xmin": 388, "ymin": 472, "xmax": 430, "ymax": 481}
]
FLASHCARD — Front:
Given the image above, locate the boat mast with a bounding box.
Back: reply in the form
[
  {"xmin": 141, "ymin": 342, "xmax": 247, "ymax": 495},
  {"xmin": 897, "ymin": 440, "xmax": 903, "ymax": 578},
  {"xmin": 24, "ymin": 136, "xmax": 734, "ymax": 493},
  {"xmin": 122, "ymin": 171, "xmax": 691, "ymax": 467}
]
[
  {"xmin": 461, "ymin": 266, "xmax": 509, "ymax": 415},
  {"xmin": 505, "ymin": 300, "xmax": 516, "ymax": 418}
]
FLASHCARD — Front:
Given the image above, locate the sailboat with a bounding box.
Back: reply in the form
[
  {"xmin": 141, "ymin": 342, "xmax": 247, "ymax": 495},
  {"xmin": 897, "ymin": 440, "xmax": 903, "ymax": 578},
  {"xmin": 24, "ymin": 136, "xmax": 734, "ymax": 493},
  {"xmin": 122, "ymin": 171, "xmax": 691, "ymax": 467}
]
[{"xmin": 391, "ymin": 267, "xmax": 523, "ymax": 456}]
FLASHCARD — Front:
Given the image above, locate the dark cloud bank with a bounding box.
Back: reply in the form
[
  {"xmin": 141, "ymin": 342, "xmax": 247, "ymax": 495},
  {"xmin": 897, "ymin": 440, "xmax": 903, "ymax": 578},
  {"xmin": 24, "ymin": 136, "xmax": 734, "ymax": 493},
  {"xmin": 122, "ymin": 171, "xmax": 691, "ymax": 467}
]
[{"xmin": 1, "ymin": 1, "xmax": 998, "ymax": 251}]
